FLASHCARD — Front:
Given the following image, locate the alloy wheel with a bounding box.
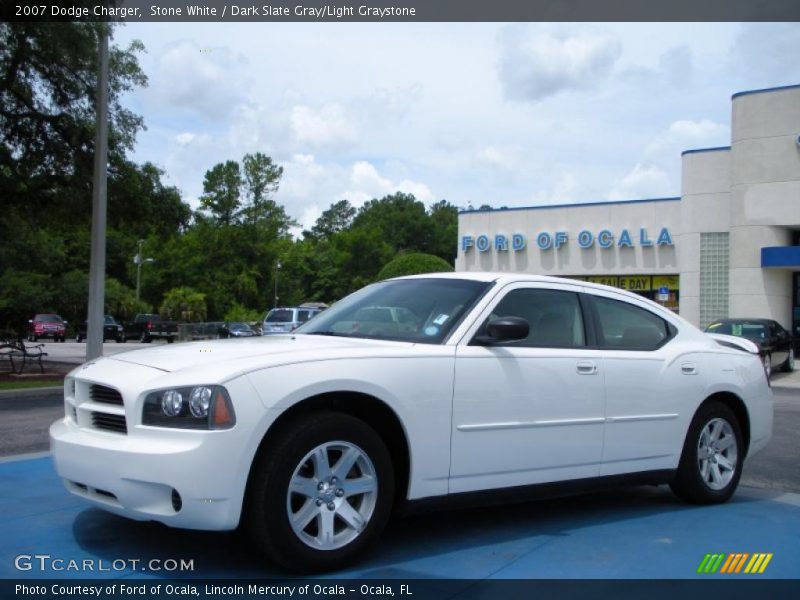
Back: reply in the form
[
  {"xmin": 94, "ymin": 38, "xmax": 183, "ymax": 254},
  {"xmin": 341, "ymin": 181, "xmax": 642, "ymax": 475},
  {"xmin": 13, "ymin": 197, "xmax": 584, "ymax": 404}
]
[
  {"xmin": 697, "ymin": 417, "xmax": 738, "ymax": 491},
  {"xmin": 286, "ymin": 441, "xmax": 378, "ymax": 551}
]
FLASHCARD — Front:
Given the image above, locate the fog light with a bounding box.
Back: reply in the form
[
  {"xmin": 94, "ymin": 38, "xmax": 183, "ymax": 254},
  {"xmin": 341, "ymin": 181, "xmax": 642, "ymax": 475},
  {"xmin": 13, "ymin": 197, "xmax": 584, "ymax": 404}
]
[
  {"xmin": 189, "ymin": 386, "xmax": 212, "ymax": 418},
  {"xmin": 161, "ymin": 390, "xmax": 183, "ymax": 416}
]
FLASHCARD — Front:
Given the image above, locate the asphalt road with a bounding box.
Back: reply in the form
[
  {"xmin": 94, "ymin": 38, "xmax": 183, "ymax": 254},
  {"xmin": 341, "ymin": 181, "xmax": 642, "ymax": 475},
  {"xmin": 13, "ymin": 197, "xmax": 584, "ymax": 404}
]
[
  {"xmin": 28, "ymin": 339, "xmax": 158, "ymax": 364},
  {"xmin": 2, "ymin": 387, "xmax": 798, "ymax": 493}
]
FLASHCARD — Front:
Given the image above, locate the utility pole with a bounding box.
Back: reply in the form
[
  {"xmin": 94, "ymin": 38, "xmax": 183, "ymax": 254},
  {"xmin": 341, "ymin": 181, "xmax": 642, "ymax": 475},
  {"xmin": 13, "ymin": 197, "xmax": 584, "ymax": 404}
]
[
  {"xmin": 86, "ymin": 25, "xmax": 109, "ymax": 361},
  {"xmin": 134, "ymin": 239, "xmax": 155, "ymax": 302},
  {"xmin": 273, "ymin": 260, "xmax": 282, "ymax": 308}
]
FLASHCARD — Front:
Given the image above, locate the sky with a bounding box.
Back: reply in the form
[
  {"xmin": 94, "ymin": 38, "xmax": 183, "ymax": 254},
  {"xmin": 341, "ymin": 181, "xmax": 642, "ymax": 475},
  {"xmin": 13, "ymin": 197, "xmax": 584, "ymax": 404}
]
[{"xmin": 112, "ymin": 22, "xmax": 800, "ymax": 234}]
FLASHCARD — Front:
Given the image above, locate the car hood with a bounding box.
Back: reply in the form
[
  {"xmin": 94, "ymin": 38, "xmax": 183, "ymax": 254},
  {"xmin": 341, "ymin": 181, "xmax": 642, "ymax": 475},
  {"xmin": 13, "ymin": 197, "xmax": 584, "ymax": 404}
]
[{"xmin": 107, "ymin": 334, "xmax": 412, "ymax": 373}]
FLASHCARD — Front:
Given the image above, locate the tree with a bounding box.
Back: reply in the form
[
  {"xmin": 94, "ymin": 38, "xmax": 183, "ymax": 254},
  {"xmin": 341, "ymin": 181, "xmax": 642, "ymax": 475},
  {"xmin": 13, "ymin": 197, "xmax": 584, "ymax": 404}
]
[
  {"xmin": 352, "ymin": 193, "xmax": 433, "ymax": 253},
  {"xmin": 159, "ymin": 287, "xmax": 207, "ymax": 322},
  {"xmin": 376, "ymin": 253, "xmax": 453, "ymax": 281},
  {"xmin": 242, "ymin": 152, "xmax": 283, "ymax": 219},
  {"xmin": 427, "ymin": 200, "xmax": 459, "ymax": 262},
  {"xmin": 0, "ymin": 22, "xmax": 147, "ymax": 206},
  {"xmin": 306, "ymin": 199, "xmax": 356, "ymax": 239},
  {"xmin": 199, "ymin": 160, "xmax": 242, "ymax": 225}
]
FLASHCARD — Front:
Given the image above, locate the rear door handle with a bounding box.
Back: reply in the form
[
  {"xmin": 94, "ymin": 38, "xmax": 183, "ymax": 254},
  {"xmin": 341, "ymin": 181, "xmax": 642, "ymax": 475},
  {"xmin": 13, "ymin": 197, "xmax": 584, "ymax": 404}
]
[
  {"xmin": 681, "ymin": 363, "xmax": 697, "ymax": 375},
  {"xmin": 576, "ymin": 361, "xmax": 597, "ymax": 375}
]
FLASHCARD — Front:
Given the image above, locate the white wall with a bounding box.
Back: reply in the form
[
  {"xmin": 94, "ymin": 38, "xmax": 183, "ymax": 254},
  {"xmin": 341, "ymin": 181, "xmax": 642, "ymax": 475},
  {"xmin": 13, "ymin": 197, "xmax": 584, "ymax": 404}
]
[{"xmin": 729, "ymin": 86, "xmax": 800, "ymax": 328}]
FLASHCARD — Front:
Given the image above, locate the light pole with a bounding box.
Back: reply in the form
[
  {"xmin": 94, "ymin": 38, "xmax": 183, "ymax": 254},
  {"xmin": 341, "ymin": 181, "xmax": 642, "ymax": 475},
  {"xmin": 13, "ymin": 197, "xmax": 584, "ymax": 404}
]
[
  {"xmin": 134, "ymin": 239, "xmax": 155, "ymax": 302},
  {"xmin": 273, "ymin": 260, "xmax": 282, "ymax": 308}
]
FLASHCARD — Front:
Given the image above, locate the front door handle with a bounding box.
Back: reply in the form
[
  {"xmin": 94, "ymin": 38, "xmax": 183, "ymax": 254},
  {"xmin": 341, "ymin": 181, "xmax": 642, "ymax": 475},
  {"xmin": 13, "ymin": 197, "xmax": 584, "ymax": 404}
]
[{"xmin": 576, "ymin": 361, "xmax": 597, "ymax": 375}]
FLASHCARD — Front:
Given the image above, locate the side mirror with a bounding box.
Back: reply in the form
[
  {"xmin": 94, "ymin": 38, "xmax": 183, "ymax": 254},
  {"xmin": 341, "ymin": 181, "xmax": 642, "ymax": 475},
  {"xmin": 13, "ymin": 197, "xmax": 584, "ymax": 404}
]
[{"xmin": 474, "ymin": 316, "xmax": 529, "ymax": 345}]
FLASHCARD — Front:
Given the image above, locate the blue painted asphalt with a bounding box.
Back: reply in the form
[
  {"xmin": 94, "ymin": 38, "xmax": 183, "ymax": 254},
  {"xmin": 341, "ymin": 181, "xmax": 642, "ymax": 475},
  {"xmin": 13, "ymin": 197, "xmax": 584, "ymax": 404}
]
[{"xmin": 1, "ymin": 457, "xmax": 798, "ymax": 580}]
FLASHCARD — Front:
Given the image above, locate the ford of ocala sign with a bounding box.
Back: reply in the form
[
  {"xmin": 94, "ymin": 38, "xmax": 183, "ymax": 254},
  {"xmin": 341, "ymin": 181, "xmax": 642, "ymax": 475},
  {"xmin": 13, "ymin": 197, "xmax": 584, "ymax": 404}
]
[{"xmin": 461, "ymin": 227, "xmax": 674, "ymax": 252}]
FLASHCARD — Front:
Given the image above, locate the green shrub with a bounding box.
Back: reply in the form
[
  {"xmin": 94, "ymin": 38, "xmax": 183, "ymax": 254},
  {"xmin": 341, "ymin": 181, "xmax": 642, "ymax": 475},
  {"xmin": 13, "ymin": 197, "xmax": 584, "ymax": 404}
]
[{"xmin": 376, "ymin": 253, "xmax": 453, "ymax": 281}]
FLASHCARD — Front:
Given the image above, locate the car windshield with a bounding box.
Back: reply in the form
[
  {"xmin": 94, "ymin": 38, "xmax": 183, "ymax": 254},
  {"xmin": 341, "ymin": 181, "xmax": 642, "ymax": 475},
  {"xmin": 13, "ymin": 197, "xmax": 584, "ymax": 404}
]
[
  {"xmin": 104, "ymin": 316, "xmax": 116, "ymax": 324},
  {"xmin": 36, "ymin": 314, "xmax": 62, "ymax": 322},
  {"xmin": 707, "ymin": 321, "xmax": 768, "ymax": 341},
  {"xmin": 230, "ymin": 322, "xmax": 250, "ymax": 330},
  {"xmin": 266, "ymin": 309, "xmax": 294, "ymax": 323},
  {"xmin": 297, "ymin": 278, "xmax": 491, "ymax": 344}
]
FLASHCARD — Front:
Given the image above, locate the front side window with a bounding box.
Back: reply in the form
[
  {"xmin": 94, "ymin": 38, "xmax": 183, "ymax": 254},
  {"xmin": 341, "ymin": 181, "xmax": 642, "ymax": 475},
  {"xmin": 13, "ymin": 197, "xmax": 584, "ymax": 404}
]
[
  {"xmin": 593, "ymin": 296, "xmax": 671, "ymax": 350},
  {"xmin": 481, "ymin": 288, "xmax": 586, "ymax": 348},
  {"xmin": 298, "ymin": 278, "xmax": 491, "ymax": 344}
]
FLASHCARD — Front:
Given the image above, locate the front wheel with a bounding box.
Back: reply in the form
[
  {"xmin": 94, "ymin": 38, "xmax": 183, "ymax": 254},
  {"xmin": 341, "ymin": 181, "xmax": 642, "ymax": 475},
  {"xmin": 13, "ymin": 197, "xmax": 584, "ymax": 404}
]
[
  {"xmin": 245, "ymin": 412, "xmax": 394, "ymax": 573},
  {"xmin": 670, "ymin": 401, "xmax": 743, "ymax": 504},
  {"xmin": 781, "ymin": 348, "xmax": 795, "ymax": 373}
]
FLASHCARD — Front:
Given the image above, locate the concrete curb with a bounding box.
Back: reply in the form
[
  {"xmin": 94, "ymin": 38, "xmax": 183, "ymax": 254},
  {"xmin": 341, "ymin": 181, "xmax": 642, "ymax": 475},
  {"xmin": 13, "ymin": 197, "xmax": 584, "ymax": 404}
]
[{"xmin": 0, "ymin": 386, "xmax": 62, "ymax": 400}]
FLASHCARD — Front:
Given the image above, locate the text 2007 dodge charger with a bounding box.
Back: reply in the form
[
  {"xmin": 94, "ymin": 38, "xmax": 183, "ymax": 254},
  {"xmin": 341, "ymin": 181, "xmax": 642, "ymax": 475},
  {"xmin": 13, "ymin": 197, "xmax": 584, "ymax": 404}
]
[{"xmin": 51, "ymin": 274, "xmax": 772, "ymax": 571}]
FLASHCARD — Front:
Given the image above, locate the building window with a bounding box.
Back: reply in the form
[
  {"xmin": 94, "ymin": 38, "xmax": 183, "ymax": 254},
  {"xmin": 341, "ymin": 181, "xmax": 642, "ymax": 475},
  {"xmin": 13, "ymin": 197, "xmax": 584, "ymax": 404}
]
[{"xmin": 700, "ymin": 232, "xmax": 729, "ymax": 328}]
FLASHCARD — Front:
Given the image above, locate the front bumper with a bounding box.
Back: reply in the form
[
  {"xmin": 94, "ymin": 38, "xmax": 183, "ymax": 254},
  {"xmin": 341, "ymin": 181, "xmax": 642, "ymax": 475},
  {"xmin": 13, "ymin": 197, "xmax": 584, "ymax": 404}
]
[
  {"xmin": 50, "ymin": 419, "xmax": 244, "ymax": 530},
  {"xmin": 49, "ymin": 362, "xmax": 269, "ymax": 531}
]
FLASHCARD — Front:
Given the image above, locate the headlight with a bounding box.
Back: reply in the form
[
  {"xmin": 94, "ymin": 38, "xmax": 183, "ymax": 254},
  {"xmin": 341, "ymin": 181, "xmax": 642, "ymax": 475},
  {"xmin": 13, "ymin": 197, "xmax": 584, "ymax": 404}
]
[{"xmin": 142, "ymin": 385, "xmax": 236, "ymax": 430}]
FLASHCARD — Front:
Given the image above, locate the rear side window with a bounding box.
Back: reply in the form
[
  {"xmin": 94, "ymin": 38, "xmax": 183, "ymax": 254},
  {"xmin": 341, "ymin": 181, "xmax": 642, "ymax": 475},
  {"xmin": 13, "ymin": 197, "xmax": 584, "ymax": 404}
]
[
  {"xmin": 593, "ymin": 296, "xmax": 671, "ymax": 350},
  {"xmin": 297, "ymin": 310, "xmax": 313, "ymax": 323},
  {"xmin": 266, "ymin": 309, "xmax": 294, "ymax": 323},
  {"xmin": 484, "ymin": 288, "xmax": 586, "ymax": 348}
]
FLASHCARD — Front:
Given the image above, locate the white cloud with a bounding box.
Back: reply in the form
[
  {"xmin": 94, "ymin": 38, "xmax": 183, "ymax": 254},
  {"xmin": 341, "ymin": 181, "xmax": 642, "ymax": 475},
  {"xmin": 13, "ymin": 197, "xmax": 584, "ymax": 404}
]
[
  {"xmin": 477, "ymin": 146, "xmax": 517, "ymax": 171},
  {"xmin": 143, "ymin": 40, "xmax": 251, "ymax": 119},
  {"xmin": 609, "ymin": 163, "xmax": 672, "ymax": 200},
  {"xmin": 290, "ymin": 103, "xmax": 357, "ymax": 148},
  {"xmin": 645, "ymin": 118, "xmax": 729, "ymax": 158},
  {"xmin": 498, "ymin": 27, "xmax": 622, "ymax": 102},
  {"xmin": 342, "ymin": 161, "xmax": 434, "ymax": 207},
  {"xmin": 729, "ymin": 24, "xmax": 800, "ymax": 84}
]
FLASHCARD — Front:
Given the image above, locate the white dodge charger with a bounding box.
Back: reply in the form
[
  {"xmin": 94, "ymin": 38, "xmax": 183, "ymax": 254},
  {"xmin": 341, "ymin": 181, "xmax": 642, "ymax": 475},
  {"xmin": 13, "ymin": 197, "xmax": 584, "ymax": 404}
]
[{"xmin": 50, "ymin": 273, "xmax": 773, "ymax": 571}]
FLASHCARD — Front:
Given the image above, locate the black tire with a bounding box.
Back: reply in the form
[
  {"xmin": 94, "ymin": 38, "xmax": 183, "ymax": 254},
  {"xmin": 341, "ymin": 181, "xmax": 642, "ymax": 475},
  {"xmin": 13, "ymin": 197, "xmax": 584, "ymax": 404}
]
[
  {"xmin": 670, "ymin": 401, "xmax": 743, "ymax": 504},
  {"xmin": 75, "ymin": 334, "xmax": 83, "ymax": 343},
  {"xmin": 31, "ymin": 334, "xmax": 37, "ymax": 342},
  {"xmin": 140, "ymin": 332, "xmax": 151, "ymax": 343},
  {"xmin": 245, "ymin": 411, "xmax": 394, "ymax": 573},
  {"xmin": 167, "ymin": 336, "xmax": 174, "ymax": 344},
  {"xmin": 781, "ymin": 348, "xmax": 795, "ymax": 373}
]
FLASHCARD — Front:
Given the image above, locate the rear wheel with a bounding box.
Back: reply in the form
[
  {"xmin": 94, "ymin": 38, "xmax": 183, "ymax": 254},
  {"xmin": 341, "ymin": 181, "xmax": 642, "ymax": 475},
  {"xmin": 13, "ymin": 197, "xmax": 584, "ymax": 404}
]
[
  {"xmin": 140, "ymin": 331, "xmax": 151, "ymax": 343},
  {"xmin": 671, "ymin": 401, "xmax": 743, "ymax": 504},
  {"xmin": 781, "ymin": 348, "xmax": 795, "ymax": 373},
  {"xmin": 246, "ymin": 412, "xmax": 394, "ymax": 573}
]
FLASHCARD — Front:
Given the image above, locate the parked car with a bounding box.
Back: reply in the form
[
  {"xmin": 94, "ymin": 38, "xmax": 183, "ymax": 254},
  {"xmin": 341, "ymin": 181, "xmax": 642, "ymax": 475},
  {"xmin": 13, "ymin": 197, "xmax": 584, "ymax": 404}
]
[
  {"xmin": 51, "ymin": 274, "xmax": 772, "ymax": 572},
  {"xmin": 705, "ymin": 318, "xmax": 794, "ymax": 377},
  {"xmin": 28, "ymin": 313, "xmax": 67, "ymax": 342},
  {"xmin": 217, "ymin": 321, "xmax": 256, "ymax": 338},
  {"xmin": 75, "ymin": 315, "xmax": 126, "ymax": 343},
  {"xmin": 261, "ymin": 306, "xmax": 323, "ymax": 334},
  {"xmin": 123, "ymin": 313, "xmax": 178, "ymax": 343}
]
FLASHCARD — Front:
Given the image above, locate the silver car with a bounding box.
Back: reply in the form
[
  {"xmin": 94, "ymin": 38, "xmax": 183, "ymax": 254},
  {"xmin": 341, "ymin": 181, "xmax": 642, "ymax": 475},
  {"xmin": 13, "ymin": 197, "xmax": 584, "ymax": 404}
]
[{"xmin": 261, "ymin": 306, "xmax": 322, "ymax": 334}]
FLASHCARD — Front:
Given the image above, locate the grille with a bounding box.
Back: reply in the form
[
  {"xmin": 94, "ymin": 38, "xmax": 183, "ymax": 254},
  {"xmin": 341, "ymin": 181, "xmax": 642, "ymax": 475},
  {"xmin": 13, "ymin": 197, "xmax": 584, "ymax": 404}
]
[
  {"xmin": 91, "ymin": 412, "xmax": 127, "ymax": 434},
  {"xmin": 90, "ymin": 384, "xmax": 123, "ymax": 406}
]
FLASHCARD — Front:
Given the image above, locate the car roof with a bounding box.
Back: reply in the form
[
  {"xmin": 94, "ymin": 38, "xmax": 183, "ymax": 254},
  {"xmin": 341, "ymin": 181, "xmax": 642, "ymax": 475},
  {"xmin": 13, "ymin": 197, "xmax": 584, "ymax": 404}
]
[
  {"xmin": 708, "ymin": 318, "xmax": 772, "ymax": 325},
  {"xmin": 392, "ymin": 272, "xmax": 664, "ymax": 305}
]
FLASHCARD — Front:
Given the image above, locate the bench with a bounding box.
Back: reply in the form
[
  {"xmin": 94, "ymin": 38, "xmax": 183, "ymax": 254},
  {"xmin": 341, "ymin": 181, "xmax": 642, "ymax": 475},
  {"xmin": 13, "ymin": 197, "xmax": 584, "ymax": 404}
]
[{"xmin": 0, "ymin": 339, "xmax": 48, "ymax": 374}]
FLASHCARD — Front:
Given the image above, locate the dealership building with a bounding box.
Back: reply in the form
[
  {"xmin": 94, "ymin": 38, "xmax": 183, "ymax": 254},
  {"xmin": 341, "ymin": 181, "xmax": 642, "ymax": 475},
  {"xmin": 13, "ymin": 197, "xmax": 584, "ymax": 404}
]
[{"xmin": 456, "ymin": 84, "xmax": 800, "ymax": 333}]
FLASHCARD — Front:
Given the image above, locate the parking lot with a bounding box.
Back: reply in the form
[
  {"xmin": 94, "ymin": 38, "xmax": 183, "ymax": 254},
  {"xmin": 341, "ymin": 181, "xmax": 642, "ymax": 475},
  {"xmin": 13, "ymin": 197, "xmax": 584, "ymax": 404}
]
[{"xmin": 0, "ymin": 379, "xmax": 798, "ymax": 580}]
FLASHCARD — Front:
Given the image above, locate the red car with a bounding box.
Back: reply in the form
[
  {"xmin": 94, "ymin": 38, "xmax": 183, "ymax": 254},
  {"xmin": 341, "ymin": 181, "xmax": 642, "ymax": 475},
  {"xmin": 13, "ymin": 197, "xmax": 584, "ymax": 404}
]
[{"xmin": 28, "ymin": 313, "xmax": 67, "ymax": 342}]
